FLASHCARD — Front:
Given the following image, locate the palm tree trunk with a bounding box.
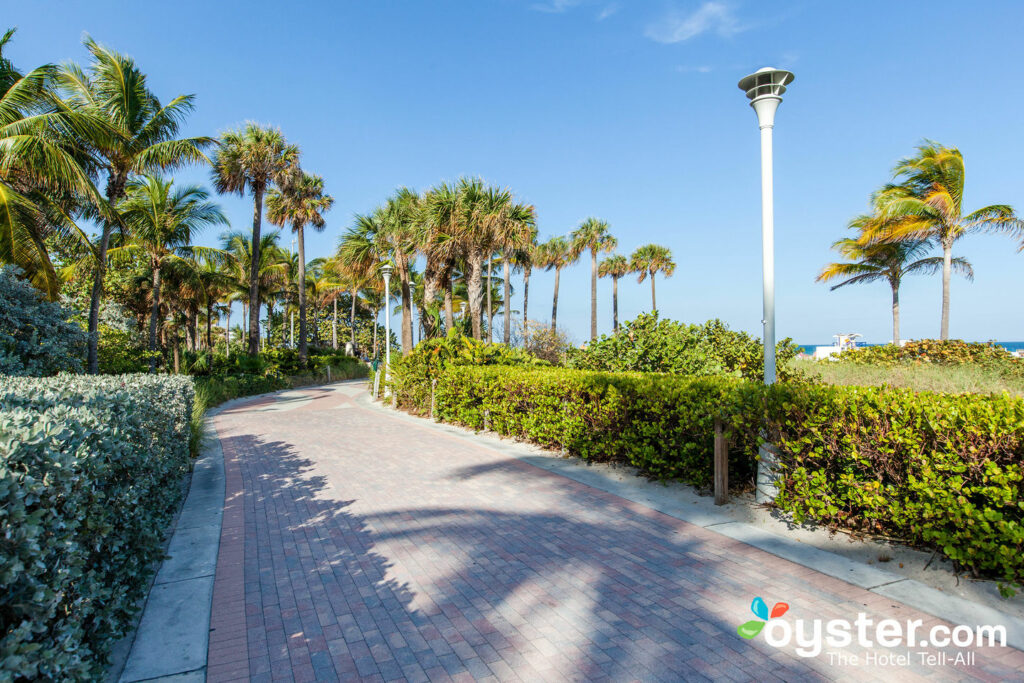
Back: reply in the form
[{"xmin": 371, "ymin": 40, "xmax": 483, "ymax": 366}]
[
  {"xmin": 225, "ymin": 305, "xmax": 231, "ymax": 358},
  {"xmin": 332, "ymin": 296, "xmax": 338, "ymax": 350},
  {"xmin": 86, "ymin": 223, "xmax": 113, "ymax": 374},
  {"xmin": 266, "ymin": 301, "xmax": 274, "ymax": 347},
  {"xmin": 350, "ymin": 289, "xmax": 357, "ymax": 346},
  {"xmin": 523, "ymin": 266, "xmax": 531, "ymax": 343},
  {"xmin": 148, "ymin": 265, "xmax": 162, "ymax": 373},
  {"xmin": 248, "ymin": 183, "xmax": 265, "ymax": 355},
  {"xmin": 590, "ymin": 249, "xmax": 598, "ymax": 340},
  {"xmin": 468, "ymin": 255, "xmax": 485, "ymax": 340},
  {"xmin": 503, "ymin": 256, "xmax": 511, "ymax": 345},
  {"xmin": 940, "ymin": 239, "xmax": 952, "ymax": 340},
  {"xmin": 172, "ymin": 327, "xmax": 180, "ymax": 374},
  {"xmin": 891, "ymin": 281, "xmax": 900, "ymax": 345},
  {"xmin": 87, "ymin": 173, "xmax": 127, "ymax": 374},
  {"xmin": 297, "ymin": 224, "xmax": 308, "ymax": 363},
  {"xmin": 399, "ymin": 259, "xmax": 414, "ymax": 354},
  {"xmin": 444, "ymin": 280, "xmax": 455, "ymax": 331},
  {"xmin": 206, "ymin": 299, "xmax": 213, "ymax": 350},
  {"xmin": 485, "ymin": 254, "xmax": 493, "ymax": 344},
  {"xmin": 612, "ymin": 276, "xmax": 619, "ymax": 333},
  {"xmin": 551, "ymin": 267, "xmax": 561, "ymax": 332},
  {"xmin": 651, "ymin": 275, "xmax": 657, "ymax": 313}
]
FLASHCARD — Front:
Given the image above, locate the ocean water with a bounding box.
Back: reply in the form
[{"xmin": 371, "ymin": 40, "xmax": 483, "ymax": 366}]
[{"xmin": 797, "ymin": 341, "xmax": 1024, "ymax": 355}]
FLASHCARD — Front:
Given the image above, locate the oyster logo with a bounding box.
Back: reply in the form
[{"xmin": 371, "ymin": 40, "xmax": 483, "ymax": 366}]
[{"xmin": 737, "ymin": 596, "xmax": 789, "ymax": 639}]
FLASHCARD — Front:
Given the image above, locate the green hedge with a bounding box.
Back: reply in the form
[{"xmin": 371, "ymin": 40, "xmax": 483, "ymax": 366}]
[
  {"xmin": 393, "ymin": 365, "xmax": 1024, "ymax": 586},
  {"xmin": 0, "ymin": 374, "xmax": 194, "ymax": 680},
  {"xmin": 765, "ymin": 382, "xmax": 1024, "ymax": 586},
  {"xmin": 412, "ymin": 366, "xmax": 759, "ymax": 486}
]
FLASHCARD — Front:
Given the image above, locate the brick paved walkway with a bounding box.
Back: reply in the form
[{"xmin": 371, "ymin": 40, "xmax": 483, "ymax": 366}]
[{"xmin": 206, "ymin": 384, "xmax": 1024, "ymax": 682}]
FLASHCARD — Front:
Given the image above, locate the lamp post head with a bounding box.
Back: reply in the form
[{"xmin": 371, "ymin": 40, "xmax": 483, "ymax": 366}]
[
  {"xmin": 738, "ymin": 67, "xmax": 794, "ymax": 129},
  {"xmin": 381, "ymin": 262, "xmax": 393, "ymax": 286}
]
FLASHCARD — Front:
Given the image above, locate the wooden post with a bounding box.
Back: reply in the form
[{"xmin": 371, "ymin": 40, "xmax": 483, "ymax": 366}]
[
  {"xmin": 373, "ymin": 368, "xmax": 381, "ymax": 398},
  {"xmin": 714, "ymin": 418, "xmax": 729, "ymax": 505},
  {"xmin": 483, "ymin": 409, "xmax": 490, "ymax": 431},
  {"xmin": 327, "ymin": 366, "xmax": 332, "ymax": 383},
  {"xmin": 430, "ymin": 379, "xmax": 437, "ymax": 421}
]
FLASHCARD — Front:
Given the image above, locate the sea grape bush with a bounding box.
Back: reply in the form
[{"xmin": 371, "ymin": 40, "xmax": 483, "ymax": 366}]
[
  {"xmin": 0, "ymin": 374, "xmax": 194, "ymax": 680},
  {"xmin": 836, "ymin": 339, "xmax": 1024, "ymax": 377},
  {"xmin": 564, "ymin": 314, "xmax": 800, "ymax": 381},
  {"xmin": 0, "ymin": 266, "xmax": 88, "ymax": 376},
  {"xmin": 392, "ymin": 363, "xmax": 1024, "ymax": 587}
]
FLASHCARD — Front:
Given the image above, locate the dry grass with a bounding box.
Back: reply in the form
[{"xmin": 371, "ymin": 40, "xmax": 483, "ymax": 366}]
[{"xmin": 791, "ymin": 359, "xmax": 1024, "ymax": 396}]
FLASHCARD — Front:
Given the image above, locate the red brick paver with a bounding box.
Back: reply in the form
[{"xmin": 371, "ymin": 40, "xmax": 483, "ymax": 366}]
[{"xmin": 207, "ymin": 386, "xmax": 1024, "ymax": 682}]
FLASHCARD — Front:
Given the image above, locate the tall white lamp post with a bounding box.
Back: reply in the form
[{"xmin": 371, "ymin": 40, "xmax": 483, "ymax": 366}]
[
  {"xmin": 738, "ymin": 66, "xmax": 794, "ymax": 503},
  {"xmin": 382, "ymin": 262, "xmax": 393, "ymax": 397}
]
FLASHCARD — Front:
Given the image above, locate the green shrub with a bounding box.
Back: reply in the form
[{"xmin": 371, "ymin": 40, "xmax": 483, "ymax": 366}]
[
  {"xmin": 390, "ymin": 331, "xmax": 547, "ymax": 413},
  {"xmin": 0, "ymin": 266, "xmax": 87, "ymax": 376},
  {"xmin": 835, "ymin": 339, "xmax": 1024, "ymax": 378},
  {"xmin": 97, "ymin": 325, "xmax": 150, "ymax": 374},
  {"xmin": 429, "ymin": 366, "xmax": 759, "ymax": 486},
  {"xmin": 393, "ymin": 362, "xmax": 1024, "ymax": 586},
  {"xmin": 764, "ymin": 382, "xmax": 1024, "ymax": 585},
  {"xmin": 0, "ymin": 374, "xmax": 194, "ymax": 680},
  {"xmin": 565, "ymin": 313, "xmax": 799, "ymax": 381}
]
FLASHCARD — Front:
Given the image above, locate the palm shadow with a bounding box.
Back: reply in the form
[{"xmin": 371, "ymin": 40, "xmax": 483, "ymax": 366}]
[{"xmin": 222, "ymin": 434, "xmax": 1010, "ymax": 682}]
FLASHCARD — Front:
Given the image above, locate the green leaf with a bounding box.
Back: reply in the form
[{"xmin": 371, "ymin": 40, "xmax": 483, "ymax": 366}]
[{"xmin": 737, "ymin": 620, "xmax": 764, "ymax": 639}]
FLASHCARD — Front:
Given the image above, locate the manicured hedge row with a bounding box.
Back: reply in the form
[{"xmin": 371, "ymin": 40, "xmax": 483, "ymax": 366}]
[
  {"xmin": 0, "ymin": 374, "xmax": 194, "ymax": 680},
  {"xmin": 765, "ymin": 382, "xmax": 1024, "ymax": 586},
  {"xmin": 392, "ymin": 366, "xmax": 1024, "ymax": 586},
  {"xmin": 410, "ymin": 366, "xmax": 760, "ymax": 486}
]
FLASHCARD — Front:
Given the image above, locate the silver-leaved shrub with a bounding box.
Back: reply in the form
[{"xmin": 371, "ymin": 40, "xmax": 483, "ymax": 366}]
[
  {"xmin": 0, "ymin": 373, "xmax": 194, "ymax": 680},
  {"xmin": 0, "ymin": 267, "xmax": 88, "ymax": 376}
]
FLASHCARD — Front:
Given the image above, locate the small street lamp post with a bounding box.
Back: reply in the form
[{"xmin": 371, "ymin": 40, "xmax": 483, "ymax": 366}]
[{"xmin": 738, "ymin": 66, "xmax": 794, "ymax": 503}]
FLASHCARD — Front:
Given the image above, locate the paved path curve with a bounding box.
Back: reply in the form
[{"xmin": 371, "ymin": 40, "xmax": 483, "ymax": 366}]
[{"xmin": 205, "ymin": 384, "xmax": 1024, "ymax": 682}]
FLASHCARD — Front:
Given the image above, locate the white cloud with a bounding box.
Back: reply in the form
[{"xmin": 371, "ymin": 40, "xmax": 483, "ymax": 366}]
[
  {"xmin": 530, "ymin": 0, "xmax": 584, "ymax": 13},
  {"xmin": 676, "ymin": 65, "xmax": 714, "ymax": 73},
  {"xmin": 645, "ymin": 1, "xmax": 745, "ymax": 44},
  {"xmin": 596, "ymin": 3, "xmax": 620, "ymax": 20}
]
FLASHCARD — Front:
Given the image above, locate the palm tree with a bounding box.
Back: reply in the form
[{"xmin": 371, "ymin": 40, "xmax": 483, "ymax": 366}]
[
  {"xmin": 452, "ymin": 178, "xmax": 494, "ymax": 341},
  {"xmin": 598, "ymin": 254, "xmax": 630, "ymax": 333},
  {"xmin": 61, "ymin": 36, "xmax": 213, "ymax": 373},
  {"xmin": 871, "ymin": 141, "xmax": 1023, "ymax": 339},
  {"xmin": 511, "ymin": 240, "xmax": 540, "ymax": 342},
  {"xmin": 341, "ymin": 190, "xmax": 420, "ymax": 354},
  {"xmin": 421, "ymin": 182, "xmax": 461, "ymax": 338},
  {"xmin": 111, "ymin": 176, "xmax": 226, "ymax": 371},
  {"xmin": 222, "ymin": 230, "xmax": 288, "ymax": 351},
  {"xmin": 266, "ymin": 172, "xmax": 334, "ymax": 363},
  {"xmin": 194, "ymin": 256, "xmax": 236, "ymax": 351},
  {"xmin": 571, "ymin": 218, "xmax": 617, "ymax": 340},
  {"xmin": 630, "ymin": 244, "xmax": 675, "ymax": 312},
  {"xmin": 0, "ymin": 28, "xmax": 107, "ymax": 298},
  {"xmin": 498, "ymin": 205, "xmax": 536, "ymax": 344},
  {"xmin": 537, "ymin": 236, "xmax": 576, "ymax": 332},
  {"xmin": 210, "ymin": 123, "xmax": 299, "ymax": 355},
  {"xmin": 818, "ymin": 234, "xmax": 967, "ymax": 344}
]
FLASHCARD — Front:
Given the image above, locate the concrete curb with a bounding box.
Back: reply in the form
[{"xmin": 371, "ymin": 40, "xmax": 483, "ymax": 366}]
[
  {"xmin": 357, "ymin": 392, "xmax": 1024, "ymax": 651},
  {"xmin": 118, "ymin": 418, "xmax": 225, "ymax": 682},
  {"xmin": 114, "ymin": 383, "xmax": 365, "ymax": 681}
]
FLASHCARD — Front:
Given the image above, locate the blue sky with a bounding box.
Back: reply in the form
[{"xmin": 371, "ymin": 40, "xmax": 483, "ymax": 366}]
[{"xmin": 7, "ymin": 1, "xmax": 1024, "ymax": 344}]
